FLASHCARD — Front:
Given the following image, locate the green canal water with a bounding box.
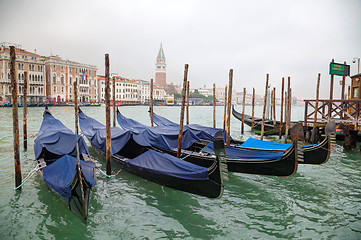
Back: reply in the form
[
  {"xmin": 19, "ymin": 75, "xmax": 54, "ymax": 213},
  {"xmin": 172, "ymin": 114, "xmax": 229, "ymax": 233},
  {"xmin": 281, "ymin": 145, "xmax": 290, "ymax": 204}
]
[{"xmin": 0, "ymin": 106, "xmax": 360, "ymax": 239}]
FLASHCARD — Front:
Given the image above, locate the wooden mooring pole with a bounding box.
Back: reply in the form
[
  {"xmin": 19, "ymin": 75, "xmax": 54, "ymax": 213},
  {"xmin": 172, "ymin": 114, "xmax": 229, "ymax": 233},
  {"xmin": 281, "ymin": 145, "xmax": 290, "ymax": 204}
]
[
  {"xmin": 312, "ymin": 73, "xmax": 321, "ymax": 143},
  {"xmin": 273, "ymin": 87, "xmax": 276, "ymax": 127},
  {"xmin": 251, "ymin": 88, "xmax": 255, "ymax": 132},
  {"xmin": 23, "ymin": 71, "xmax": 28, "ymax": 150},
  {"xmin": 279, "ymin": 77, "xmax": 284, "ymax": 139},
  {"xmin": 284, "ymin": 77, "xmax": 291, "ymax": 143},
  {"xmin": 11, "ymin": 46, "xmax": 22, "ymax": 189},
  {"xmin": 112, "ymin": 76, "xmax": 116, "ymax": 127},
  {"xmin": 213, "ymin": 83, "xmax": 216, "ymax": 128},
  {"xmin": 105, "ymin": 54, "xmax": 111, "ymax": 175},
  {"xmin": 186, "ymin": 81, "xmax": 190, "ymax": 125},
  {"xmin": 150, "ymin": 79, "xmax": 154, "ymax": 127},
  {"xmin": 260, "ymin": 73, "xmax": 269, "ymax": 140},
  {"xmin": 226, "ymin": 69, "xmax": 233, "ymax": 146},
  {"xmin": 223, "ymin": 85, "xmax": 227, "ymax": 130},
  {"xmin": 241, "ymin": 87, "xmax": 246, "ymax": 134},
  {"xmin": 177, "ymin": 64, "xmax": 189, "ymax": 158},
  {"xmin": 330, "ymin": 59, "xmax": 335, "ymax": 100}
]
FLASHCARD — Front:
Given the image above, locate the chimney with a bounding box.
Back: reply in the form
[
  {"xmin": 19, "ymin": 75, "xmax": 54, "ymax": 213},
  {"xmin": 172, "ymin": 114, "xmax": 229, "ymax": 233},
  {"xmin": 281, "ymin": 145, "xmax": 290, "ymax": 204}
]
[{"xmin": 34, "ymin": 49, "xmax": 37, "ymax": 54}]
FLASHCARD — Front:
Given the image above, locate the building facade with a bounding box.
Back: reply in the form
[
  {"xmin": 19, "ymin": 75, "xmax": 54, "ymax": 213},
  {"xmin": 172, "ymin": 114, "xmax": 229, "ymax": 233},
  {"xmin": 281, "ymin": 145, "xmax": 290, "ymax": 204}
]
[
  {"xmin": 44, "ymin": 55, "xmax": 97, "ymax": 103},
  {"xmin": 97, "ymin": 74, "xmax": 139, "ymax": 105},
  {"xmin": 155, "ymin": 43, "xmax": 166, "ymax": 86},
  {"xmin": 0, "ymin": 43, "xmax": 45, "ymax": 104}
]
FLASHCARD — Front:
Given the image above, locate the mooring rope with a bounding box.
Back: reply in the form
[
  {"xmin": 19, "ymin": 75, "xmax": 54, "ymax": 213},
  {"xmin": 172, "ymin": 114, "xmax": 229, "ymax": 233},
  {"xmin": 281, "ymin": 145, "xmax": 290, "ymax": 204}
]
[
  {"xmin": 22, "ymin": 134, "xmax": 37, "ymax": 142},
  {"xmin": 14, "ymin": 165, "xmax": 42, "ymax": 190},
  {"xmin": 96, "ymin": 166, "xmax": 123, "ymax": 178}
]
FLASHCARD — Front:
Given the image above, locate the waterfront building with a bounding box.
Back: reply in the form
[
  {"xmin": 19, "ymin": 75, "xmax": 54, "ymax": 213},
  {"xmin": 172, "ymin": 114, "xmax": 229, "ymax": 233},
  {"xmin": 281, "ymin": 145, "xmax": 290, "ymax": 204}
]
[
  {"xmin": 0, "ymin": 43, "xmax": 45, "ymax": 104},
  {"xmin": 136, "ymin": 79, "xmax": 150, "ymax": 104},
  {"xmin": 97, "ymin": 74, "xmax": 139, "ymax": 105},
  {"xmin": 44, "ymin": 55, "xmax": 97, "ymax": 103},
  {"xmin": 155, "ymin": 43, "xmax": 166, "ymax": 86}
]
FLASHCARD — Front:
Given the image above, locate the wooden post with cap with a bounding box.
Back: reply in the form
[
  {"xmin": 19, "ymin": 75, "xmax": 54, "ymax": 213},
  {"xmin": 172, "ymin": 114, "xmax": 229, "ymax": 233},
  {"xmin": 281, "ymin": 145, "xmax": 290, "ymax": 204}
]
[
  {"xmin": 226, "ymin": 69, "xmax": 233, "ymax": 146},
  {"xmin": 105, "ymin": 54, "xmax": 111, "ymax": 175},
  {"xmin": 177, "ymin": 64, "xmax": 189, "ymax": 158},
  {"xmin": 11, "ymin": 46, "xmax": 22, "ymax": 189},
  {"xmin": 23, "ymin": 71, "xmax": 28, "ymax": 150}
]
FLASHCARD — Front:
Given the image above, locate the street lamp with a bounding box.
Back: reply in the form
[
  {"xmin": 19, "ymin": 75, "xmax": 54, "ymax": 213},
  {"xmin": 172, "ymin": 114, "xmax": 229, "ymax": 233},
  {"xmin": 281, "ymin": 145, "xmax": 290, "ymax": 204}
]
[{"xmin": 353, "ymin": 57, "xmax": 360, "ymax": 74}]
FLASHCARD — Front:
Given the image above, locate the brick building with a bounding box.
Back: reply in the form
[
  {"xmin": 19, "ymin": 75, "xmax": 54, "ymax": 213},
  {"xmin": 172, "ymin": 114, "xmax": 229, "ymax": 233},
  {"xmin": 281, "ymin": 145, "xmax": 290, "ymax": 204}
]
[
  {"xmin": 155, "ymin": 43, "xmax": 166, "ymax": 86},
  {"xmin": 44, "ymin": 55, "xmax": 97, "ymax": 103},
  {"xmin": 0, "ymin": 43, "xmax": 45, "ymax": 104}
]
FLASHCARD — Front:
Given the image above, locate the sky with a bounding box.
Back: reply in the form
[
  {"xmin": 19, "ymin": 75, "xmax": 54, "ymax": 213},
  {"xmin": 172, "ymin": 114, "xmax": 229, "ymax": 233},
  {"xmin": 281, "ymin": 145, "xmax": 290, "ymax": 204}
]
[{"xmin": 0, "ymin": 0, "xmax": 360, "ymax": 99}]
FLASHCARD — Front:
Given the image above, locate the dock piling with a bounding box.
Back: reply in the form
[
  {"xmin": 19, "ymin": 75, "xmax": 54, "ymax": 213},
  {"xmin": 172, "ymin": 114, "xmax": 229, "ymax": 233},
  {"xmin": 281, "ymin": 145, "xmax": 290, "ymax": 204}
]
[
  {"xmin": 312, "ymin": 73, "xmax": 321, "ymax": 143},
  {"xmin": 105, "ymin": 54, "xmax": 111, "ymax": 175},
  {"xmin": 260, "ymin": 74, "xmax": 269, "ymax": 140},
  {"xmin": 213, "ymin": 83, "xmax": 216, "ymax": 128},
  {"xmin": 186, "ymin": 81, "xmax": 190, "ymax": 125},
  {"xmin": 23, "ymin": 71, "xmax": 28, "ymax": 150},
  {"xmin": 10, "ymin": 46, "xmax": 22, "ymax": 189},
  {"xmin": 177, "ymin": 64, "xmax": 189, "ymax": 158},
  {"xmin": 113, "ymin": 76, "xmax": 116, "ymax": 127},
  {"xmin": 241, "ymin": 87, "xmax": 246, "ymax": 134},
  {"xmin": 223, "ymin": 85, "xmax": 227, "ymax": 130},
  {"xmin": 251, "ymin": 88, "xmax": 255, "ymax": 132},
  {"xmin": 150, "ymin": 79, "xmax": 154, "ymax": 127},
  {"xmin": 226, "ymin": 69, "xmax": 233, "ymax": 146},
  {"xmin": 279, "ymin": 77, "xmax": 284, "ymax": 139}
]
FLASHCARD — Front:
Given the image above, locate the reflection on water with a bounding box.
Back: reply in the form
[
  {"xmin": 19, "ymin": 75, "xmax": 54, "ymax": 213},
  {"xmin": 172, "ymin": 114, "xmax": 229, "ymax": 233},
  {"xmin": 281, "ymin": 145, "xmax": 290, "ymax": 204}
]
[{"xmin": 0, "ymin": 106, "xmax": 360, "ymax": 239}]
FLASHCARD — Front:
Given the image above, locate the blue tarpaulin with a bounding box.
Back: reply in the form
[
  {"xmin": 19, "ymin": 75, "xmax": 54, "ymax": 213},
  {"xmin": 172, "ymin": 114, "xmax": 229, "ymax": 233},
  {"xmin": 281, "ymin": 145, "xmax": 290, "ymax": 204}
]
[
  {"xmin": 34, "ymin": 112, "xmax": 89, "ymax": 159},
  {"xmin": 125, "ymin": 150, "xmax": 209, "ymax": 180},
  {"xmin": 151, "ymin": 112, "xmax": 229, "ymax": 142},
  {"xmin": 117, "ymin": 112, "xmax": 201, "ymax": 150},
  {"xmin": 201, "ymin": 142, "xmax": 284, "ymax": 160},
  {"xmin": 79, "ymin": 111, "xmax": 151, "ymax": 155},
  {"xmin": 43, "ymin": 155, "xmax": 95, "ymax": 200},
  {"xmin": 239, "ymin": 138, "xmax": 315, "ymax": 150}
]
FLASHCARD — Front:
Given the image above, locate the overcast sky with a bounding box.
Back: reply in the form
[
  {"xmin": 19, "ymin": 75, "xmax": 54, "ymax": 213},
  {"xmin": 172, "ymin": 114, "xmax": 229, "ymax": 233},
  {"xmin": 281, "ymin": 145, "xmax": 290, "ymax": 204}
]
[{"xmin": 1, "ymin": 0, "xmax": 360, "ymax": 99}]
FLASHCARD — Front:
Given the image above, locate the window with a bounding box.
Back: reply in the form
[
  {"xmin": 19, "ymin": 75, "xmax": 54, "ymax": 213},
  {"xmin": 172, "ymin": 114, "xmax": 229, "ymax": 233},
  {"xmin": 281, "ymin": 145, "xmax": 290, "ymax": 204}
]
[
  {"xmin": 70, "ymin": 77, "xmax": 72, "ymax": 85},
  {"xmin": 53, "ymin": 86, "xmax": 56, "ymax": 93},
  {"xmin": 53, "ymin": 74, "xmax": 56, "ymax": 83},
  {"xmin": 61, "ymin": 75, "xmax": 64, "ymax": 84},
  {"xmin": 40, "ymin": 76, "xmax": 43, "ymax": 82}
]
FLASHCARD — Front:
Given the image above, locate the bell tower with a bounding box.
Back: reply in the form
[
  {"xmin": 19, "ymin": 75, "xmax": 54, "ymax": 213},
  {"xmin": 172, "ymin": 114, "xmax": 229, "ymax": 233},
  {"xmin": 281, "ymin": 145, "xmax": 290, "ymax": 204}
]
[{"xmin": 155, "ymin": 43, "xmax": 166, "ymax": 86}]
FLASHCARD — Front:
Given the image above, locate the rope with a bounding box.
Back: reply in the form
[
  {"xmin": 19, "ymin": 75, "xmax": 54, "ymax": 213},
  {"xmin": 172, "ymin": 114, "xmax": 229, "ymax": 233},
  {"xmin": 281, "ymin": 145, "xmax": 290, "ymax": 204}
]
[
  {"xmin": 23, "ymin": 134, "xmax": 37, "ymax": 142},
  {"xmin": 96, "ymin": 166, "xmax": 123, "ymax": 178},
  {"xmin": 14, "ymin": 166, "xmax": 41, "ymax": 190}
]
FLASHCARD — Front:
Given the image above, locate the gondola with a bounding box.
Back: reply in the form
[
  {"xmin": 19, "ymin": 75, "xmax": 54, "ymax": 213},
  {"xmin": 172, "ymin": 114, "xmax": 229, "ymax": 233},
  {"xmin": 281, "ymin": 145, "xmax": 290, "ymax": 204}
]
[
  {"xmin": 117, "ymin": 110, "xmax": 299, "ymax": 177},
  {"xmin": 78, "ymin": 109, "xmax": 225, "ymax": 199},
  {"xmin": 34, "ymin": 107, "xmax": 95, "ymax": 223},
  {"xmin": 152, "ymin": 111, "xmax": 335, "ymax": 165},
  {"xmin": 231, "ymin": 105, "xmax": 284, "ymax": 135}
]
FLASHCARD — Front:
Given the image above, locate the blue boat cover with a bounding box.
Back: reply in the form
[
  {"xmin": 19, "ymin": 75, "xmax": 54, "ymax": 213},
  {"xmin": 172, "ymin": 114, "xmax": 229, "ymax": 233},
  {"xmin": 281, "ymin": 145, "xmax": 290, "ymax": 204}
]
[
  {"xmin": 117, "ymin": 112, "xmax": 201, "ymax": 150},
  {"xmin": 239, "ymin": 138, "xmax": 316, "ymax": 150},
  {"xmin": 125, "ymin": 149, "xmax": 209, "ymax": 180},
  {"xmin": 201, "ymin": 142, "xmax": 284, "ymax": 160},
  {"xmin": 151, "ymin": 112, "xmax": 229, "ymax": 142},
  {"xmin": 43, "ymin": 154, "xmax": 95, "ymax": 200},
  {"xmin": 79, "ymin": 111, "xmax": 151, "ymax": 155},
  {"xmin": 34, "ymin": 112, "xmax": 89, "ymax": 159}
]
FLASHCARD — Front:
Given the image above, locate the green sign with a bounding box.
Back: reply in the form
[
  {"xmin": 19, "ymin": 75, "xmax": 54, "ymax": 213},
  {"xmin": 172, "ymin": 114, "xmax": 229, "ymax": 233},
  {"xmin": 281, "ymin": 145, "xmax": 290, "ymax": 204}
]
[{"xmin": 329, "ymin": 62, "xmax": 350, "ymax": 76}]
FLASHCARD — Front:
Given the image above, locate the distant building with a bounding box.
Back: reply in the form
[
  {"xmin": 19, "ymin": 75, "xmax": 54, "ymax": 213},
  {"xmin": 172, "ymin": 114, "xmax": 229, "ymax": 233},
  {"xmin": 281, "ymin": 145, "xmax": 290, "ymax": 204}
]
[
  {"xmin": 155, "ymin": 43, "xmax": 166, "ymax": 86},
  {"xmin": 97, "ymin": 74, "xmax": 139, "ymax": 105},
  {"xmin": 350, "ymin": 73, "xmax": 361, "ymax": 99},
  {"xmin": 136, "ymin": 79, "xmax": 150, "ymax": 104},
  {"xmin": 44, "ymin": 55, "xmax": 97, "ymax": 103},
  {"xmin": 0, "ymin": 42, "xmax": 45, "ymax": 104}
]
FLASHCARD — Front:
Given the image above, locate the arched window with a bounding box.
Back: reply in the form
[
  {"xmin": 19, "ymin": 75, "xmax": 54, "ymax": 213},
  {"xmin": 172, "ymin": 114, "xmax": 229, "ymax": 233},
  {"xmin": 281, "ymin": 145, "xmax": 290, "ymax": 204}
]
[
  {"xmin": 8, "ymin": 73, "xmax": 10, "ymax": 80},
  {"xmin": 61, "ymin": 75, "xmax": 64, "ymax": 84},
  {"xmin": 22, "ymin": 63, "xmax": 24, "ymax": 70},
  {"xmin": 18, "ymin": 73, "xmax": 21, "ymax": 81},
  {"xmin": 53, "ymin": 74, "xmax": 56, "ymax": 83},
  {"xmin": 29, "ymin": 74, "xmax": 31, "ymax": 82},
  {"xmin": 35, "ymin": 75, "xmax": 38, "ymax": 82},
  {"xmin": 32, "ymin": 75, "xmax": 35, "ymax": 82},
  {"xmin": 40, "ymin": 76, "xmax": 43, "ymax": 82},
  {"xmin": 70, "ymin": 77, "xmax": 72, "ymax": 85},
  {"xmin": 22, "ymin": 73, "xmax": 24, "ymax": 81}
]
